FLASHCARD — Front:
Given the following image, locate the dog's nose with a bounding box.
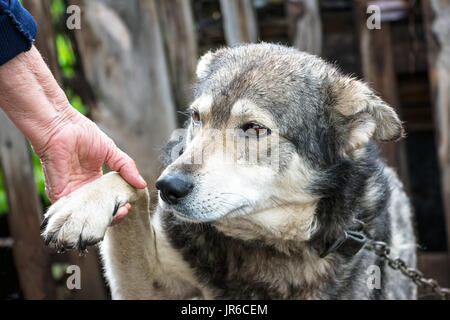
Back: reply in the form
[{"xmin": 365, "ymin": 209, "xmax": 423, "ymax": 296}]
[{"xmin": 155, "ymin": 173, "xmax": 193, "ymax": 204}]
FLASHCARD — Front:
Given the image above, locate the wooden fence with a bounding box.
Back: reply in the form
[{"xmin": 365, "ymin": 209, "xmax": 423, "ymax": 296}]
[{"xmin": 0, "ymin": 0, "xmax": 448, "ymax": 299}]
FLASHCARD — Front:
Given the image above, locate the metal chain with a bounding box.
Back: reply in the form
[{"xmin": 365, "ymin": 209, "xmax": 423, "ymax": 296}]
[{"xmin": 365, "ymin": 240, "xmax": 450, "ymax": 299}]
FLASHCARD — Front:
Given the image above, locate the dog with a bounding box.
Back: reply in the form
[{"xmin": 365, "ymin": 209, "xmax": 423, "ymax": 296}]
[{"xmin": 41, "ymin": 43, "xmax": 417, "ymax": 299}]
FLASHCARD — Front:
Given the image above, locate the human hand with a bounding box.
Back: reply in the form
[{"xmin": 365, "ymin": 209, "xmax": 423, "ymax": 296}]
[
  {"xmin": 34, "ymin": 108, "xmax": 146, "ymax": 224},
  {"xmin": 0, "ymin": 46, "xmax": 146, "ymax": 225}
]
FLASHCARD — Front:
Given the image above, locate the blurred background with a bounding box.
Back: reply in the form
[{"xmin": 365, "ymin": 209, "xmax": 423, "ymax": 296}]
[{"xmin": 0, "ymin": 0, "xmax": 448, "ymax": 299}]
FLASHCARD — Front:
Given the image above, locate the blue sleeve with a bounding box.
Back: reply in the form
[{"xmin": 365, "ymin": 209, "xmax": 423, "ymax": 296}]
[{"xmin": 0, "ymin": 0, "xmax": 37, "ymax": 65}]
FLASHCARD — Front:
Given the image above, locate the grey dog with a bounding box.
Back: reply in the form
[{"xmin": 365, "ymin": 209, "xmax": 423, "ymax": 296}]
[{"xmin": 41, "ymin": 43, "xmax": 417, "ymax": 299}]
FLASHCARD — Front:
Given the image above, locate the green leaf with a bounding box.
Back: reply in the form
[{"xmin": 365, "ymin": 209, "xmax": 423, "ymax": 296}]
[
  {"xmin": 64, "ymin": 88, "xmax": 88, "ymax": 115},
  {"xmin": 49, "ymin": 0, "xmax": 65, "ymax": 25},
  {"xmin": 0, "ymin": 170, "xmax": 8, "ymax": 215},
  {"xmin": 51, "ymin": 263, "xmax": 70, "ymax": 281},
  {"xmin": 29, "ymin": 146, "xmax": 50, "ymax": 207},
  {"xmin": 56, "ymin": 34, "xmax": 76, "ymax": 78}
]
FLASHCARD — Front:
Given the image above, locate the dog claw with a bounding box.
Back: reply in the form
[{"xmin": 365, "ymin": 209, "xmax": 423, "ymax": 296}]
[
  {"xmin": 112, "ymin": 201, "xmax": 121, "ymax": 217},
  {"xmin": 40, "ymin": 216, "xmax": 49, "ymax": 231},
  {"xmin": 78, "ymin": 237, "xmax": 87, "ymax": 252},
  {"xmin": 44, "ymin": 232, "xmax": 56, "ymax": 246}
]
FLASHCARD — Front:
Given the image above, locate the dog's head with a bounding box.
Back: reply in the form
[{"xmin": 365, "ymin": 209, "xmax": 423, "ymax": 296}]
[{"xmin": 156, "ymin": 43, "xmax": 403, "ymax": 243}]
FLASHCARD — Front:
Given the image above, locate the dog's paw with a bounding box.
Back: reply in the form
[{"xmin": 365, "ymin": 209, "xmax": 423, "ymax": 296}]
[{"xmin": 40, "ymin": 188, "xmax": 123, "ymax": 253}]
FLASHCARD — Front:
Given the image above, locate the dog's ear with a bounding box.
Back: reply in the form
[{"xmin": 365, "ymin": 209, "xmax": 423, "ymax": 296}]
[
  {"xmin": 196, "ymin": 51, "xmax": 216, "ymax": 80},
  {"xmin": 331, "ymin": 77, "xmax": 404, "ymax": 153},
  {"xmin": 196, "ymin": 48, "xmax": 226, "ymax": 81}
]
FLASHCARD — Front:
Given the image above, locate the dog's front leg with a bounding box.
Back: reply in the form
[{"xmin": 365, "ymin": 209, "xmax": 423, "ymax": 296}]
[
  {"xmin": 99, "ymin": 184, "xmax": 169, "ymax": 299},
  {"xmin": 98, "ymin": 175, "xmax": 160, "ymax": 299},
  {"xmin": 41, "ymin": 172, "xmax": 196, "ymax": 299}
]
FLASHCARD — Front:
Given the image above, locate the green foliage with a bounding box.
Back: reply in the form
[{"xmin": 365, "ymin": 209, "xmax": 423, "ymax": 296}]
[
  {"xmin": 30, "ymin": 146, "xmax": 51, "ymax": 208},
  {"xmin": 0, "ymin": 148, "xmax": 50, "ymax": 217},
  {"xmin": 0, "ymin": 172, "xmax": 8, "ymax": 216},
  {"xmin": 49, "ymin": 0, "xmax": 65, "ymax": 25},
  {"xmin": 56, "ymin": 34, "xmax": 76, "ymax": 78},
  {"xmin": 51, "ymin": 262, "xmax": 70, "ymax": 281},
  {"xmin": 65, "ymin": 88, "xmax": 88, "ymax": 115},
  {"xmin": 51, "ymin": 0, "xmax": 76, "ymax": 78}
]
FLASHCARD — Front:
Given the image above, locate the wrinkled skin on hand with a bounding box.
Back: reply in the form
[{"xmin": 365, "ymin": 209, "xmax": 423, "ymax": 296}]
[
  {"xmin": 0, "ymin": 46, "xmax": 146, "ymax": 225},
  {"xmin": 35, "ymin": 110, "xmax": 146, "ymax": 224}
]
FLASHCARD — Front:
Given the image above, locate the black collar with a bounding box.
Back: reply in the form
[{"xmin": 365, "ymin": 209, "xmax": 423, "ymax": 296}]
[{"xmin": 320, "ymin": 220, "xmax": 368, "ymax": 258}]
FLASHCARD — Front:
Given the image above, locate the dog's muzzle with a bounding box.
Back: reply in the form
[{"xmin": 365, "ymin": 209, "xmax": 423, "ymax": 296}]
[{"xmin": 155, "ymin": 172, "xmax": 193, "ymax": 204}]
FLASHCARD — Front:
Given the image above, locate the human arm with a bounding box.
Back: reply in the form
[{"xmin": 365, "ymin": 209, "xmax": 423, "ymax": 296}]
[{"xmin": 0, "ymin": 46, "xmax": 146, "ymax": 221}]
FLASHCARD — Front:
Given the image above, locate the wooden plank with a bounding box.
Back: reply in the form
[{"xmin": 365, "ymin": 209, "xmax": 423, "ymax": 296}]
[
  {"xmin": 422, "ymin": 0, "xmax": 450, "ymax": 255},
  {"xmin": 0, "ymin": 237, "xmax": 14, "ymax": 248},
  {"xmin": 157, "ymin": 0, "xmax": 198, "ymax": 126},
  {"xmin": 22, "ymin": 0, "xmax": 62, "ymax": 84},
  {"xmin": 353, "ymin": 0, "xmax": 410, "ymax": 189},
  {"xmin": 0, "ymin": 112, "xmax": 57, "ymax": 299},
  {"xmin": 67, "ymin": 251, "xmax": 106, "ymax": 299},
  {"xmin": 219, "ymin": 0, "xmax": 258, "ymax": 45},
  {"xmin": 70, "ymin": 0, "xmax": 177, "ymax": 189},
  {"xmin": 284, "ymin": 0, "xmax": 322, "ymax": 55},
  {"xmin": 417, "ymin": 252, "xmax": 450, "ymax": 299}
]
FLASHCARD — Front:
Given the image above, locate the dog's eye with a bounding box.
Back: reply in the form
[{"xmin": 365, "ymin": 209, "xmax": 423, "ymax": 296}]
[
  {"xmin": 191, "ymin": 110, "xmax": 201, "ymax": 125},
  {"xmin": 241, "ymin": 122, "xmax": 271, "ymax": 138}
]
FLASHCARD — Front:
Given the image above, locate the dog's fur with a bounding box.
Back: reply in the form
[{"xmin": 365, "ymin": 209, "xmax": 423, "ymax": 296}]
[{"xmin": 41, "ymin": 43, "xmax": 417, "ymax": 299}]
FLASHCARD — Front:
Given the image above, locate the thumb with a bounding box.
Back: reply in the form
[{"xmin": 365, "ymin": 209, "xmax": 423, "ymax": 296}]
[{"xmin": 106, "ymin": 145, "xmax": 147, "ymax": 189}]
